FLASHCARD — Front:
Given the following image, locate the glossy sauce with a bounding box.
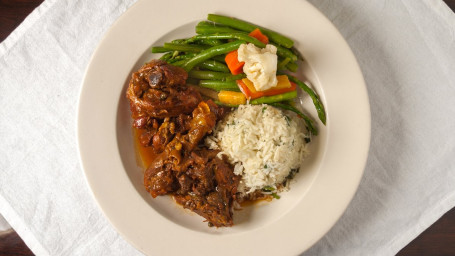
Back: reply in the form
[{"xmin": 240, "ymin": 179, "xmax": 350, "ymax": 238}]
[
  {"xmin": 239, "ymin": 196, "xmax": 272, "ymax": 207},
  {"xmin": 133, "ymin": 128, "xmax": 158, "ymax": 169}
]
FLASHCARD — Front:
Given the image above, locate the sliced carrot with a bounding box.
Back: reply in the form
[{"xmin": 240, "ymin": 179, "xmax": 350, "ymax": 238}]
[
  {"xmin": 237, "ymin": 76, "xmax": 297, "ymax": 100},
  {"xmin": 236, "ymin": 79, "xmax": 255, "ymax": 100},
  {"xmin": 240, "ymin": 78, "xmax": 263, "ymax": 99},
  {"xmin": 218, "ymin": 90, "xmax": 246, "ymax": 105},
  {"xmin": 225, "ymin": 50, "xmax": 244, "ymax": 75},
  {"xmin": 262, "ymin": 82, "xmax": 297, "ymax": 97},
  {"xmin": 249, "ymin": 28, "xmax": 269, "ymax": 44}
]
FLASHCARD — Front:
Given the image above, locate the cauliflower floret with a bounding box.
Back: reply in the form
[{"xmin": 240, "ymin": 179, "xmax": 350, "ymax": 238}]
[{"xmin": 237, "ymin": 43, "xmax": 278, "ymax": 91}]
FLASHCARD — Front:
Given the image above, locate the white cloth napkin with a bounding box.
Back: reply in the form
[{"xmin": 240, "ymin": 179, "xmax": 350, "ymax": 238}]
[
  {"xmin": 0, "ymin": 214, "xmax": 11, "ymax": 232},
  {"xmin": 0, "ymin": 0, "xmax": 454, "ymax": 255}
]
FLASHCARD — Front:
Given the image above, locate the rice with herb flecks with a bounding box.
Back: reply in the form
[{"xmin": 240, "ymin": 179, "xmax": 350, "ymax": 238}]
[{"xmin": 205, "ymin": 104, "xmax": 309, "ymax": 194}]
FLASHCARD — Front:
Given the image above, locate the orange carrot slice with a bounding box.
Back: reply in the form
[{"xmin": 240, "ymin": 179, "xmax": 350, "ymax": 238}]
[
  {"xmin": 249, "ymin": 28, "xmax": 269, "ymax": 44},
  {"xmin": 225, "ymin": 50, "xmax": 244, "ymax": 75}
]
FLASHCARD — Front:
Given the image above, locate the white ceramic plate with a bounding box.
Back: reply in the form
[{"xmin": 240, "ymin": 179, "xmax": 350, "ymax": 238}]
[{"xmin": 77, "ymin": 0, "xmax": 370, "ymax": 255}]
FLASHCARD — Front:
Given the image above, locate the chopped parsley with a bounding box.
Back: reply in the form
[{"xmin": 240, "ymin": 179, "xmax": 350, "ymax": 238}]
[
  {"xmin": 285, "ymin": 168, "xmax": 300, "ymax": 181},
  {"xmin": 284, "ymin": 115, "xmax": 291, "ymax": 126},
  {"xmin": 262, "ymin": 186, "xmax": 275, "ymax": 192},
  {"xmin": 271, "ymin": 193, "xmax": 281, "ymax": 199}
]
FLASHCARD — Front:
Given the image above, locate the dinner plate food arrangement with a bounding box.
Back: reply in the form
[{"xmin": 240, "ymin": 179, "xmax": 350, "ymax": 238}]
[{"xmin": 77, "ymin": 0, "xmax": 370, "ymax": 255}]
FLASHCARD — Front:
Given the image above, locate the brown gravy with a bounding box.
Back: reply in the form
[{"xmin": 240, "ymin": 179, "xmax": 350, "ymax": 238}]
[{"xmin": 133, "ymin": 128, "xmax": 158, "ymax": 169}]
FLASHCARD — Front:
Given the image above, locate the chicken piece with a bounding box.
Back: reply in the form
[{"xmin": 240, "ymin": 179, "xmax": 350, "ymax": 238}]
[
  {"xmin": 144, "ymin": 101, "xmax": 218, "ymax": 196},
  {"xmin": 144, "ymin": 137, "xmax": 183, "ymax": 197},
  {"xmin": 126, "ymin": 60, "xmax": 202, "ymax": 119},
  {"xmin": 143, "ymin": 101, "xmax": 240, "ymax": 227},
  {"xmin": 174, "ymin": 150, "xmax": 239, "ymax": 227},
  {"xmin": 151, "ymin": 118, "xmax": 175, "ymax": 153}
]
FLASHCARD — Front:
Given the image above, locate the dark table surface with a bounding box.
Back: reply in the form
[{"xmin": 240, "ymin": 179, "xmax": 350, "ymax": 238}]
[{"xmin": 1, "ymin": 0, "xmax": 454, "ymax": 255}]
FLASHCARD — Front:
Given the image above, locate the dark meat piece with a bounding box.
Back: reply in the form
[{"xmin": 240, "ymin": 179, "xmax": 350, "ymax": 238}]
[
  {"xmin": 144, "ymin": 137, "xmax": 183, "ymax": 197},
  {"xmin": 144, "ymin": 164, "xmax": 177, "ymax": 198},
  {"xmin": 152, "ymin": 118, "xmax": 175, "ymax": 153},
  {"xmin": 126, "ymin": 60, "xmax": 202, "ymax": 119},
  {"xmin": 207, "ymin": 99, "xmax": 228, "ymax": 120},
  {"xmin": 174, "ymin": 113, "xmax": 192, "ymax": 134},
  {"xmin": 143, "ymin": 101, "xmax": 240, "ymax": 227},
  {"xmin": 174, "ymin": 191, "xmax": 233, "ymax": 227},
  {"xmin": 133, "ymin": 116, "xmax": 151, "ymax": 129},
  {"xmin": 136, "ymin": 116, "xmax": 178, "ymax": 152},
  {"xmin": 176, "ymin": 174, "xmax": 193, "ymax": 195},
  {"xmin": 136, "ymin": 118, "xmax": 159, "ymax": 147},
  {"xmin": 144, "ymin": 101, "xmax": 218, "ymax": 196},
  {"xmin": 212, "ymin": 157, "xmax": 239, "ymax": 195},
  {"xmin": 138, "ymin": 130, "xmax": 155, "ymax": 147},
  {"xmin": 174, "ymin": 150, "xmax": 239, "ymax": 227},
  {"xmin": 186, "ymin": 151, "xmax": 216, "ymax": 196},
  {"xmin": 181, "ymin": 101, "xmax": 217, "ymax": 151}
]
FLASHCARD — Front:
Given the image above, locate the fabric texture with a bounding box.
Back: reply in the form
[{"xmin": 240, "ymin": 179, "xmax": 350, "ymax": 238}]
[
  {"xmin": 0, "ymin": 0, "xmax": 454, "ymax": 255},
  {"xmin": 0, "ymin": 214, "xmax": 11, "ymax": 231}
]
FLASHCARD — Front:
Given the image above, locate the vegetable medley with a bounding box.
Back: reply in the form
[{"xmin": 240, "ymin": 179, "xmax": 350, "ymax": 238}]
[{"xmin": 151, "ymin": 14, "xmax": 326, "ymax": 135}]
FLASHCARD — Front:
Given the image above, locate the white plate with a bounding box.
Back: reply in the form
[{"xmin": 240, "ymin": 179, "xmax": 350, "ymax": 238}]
[{"xmin": 77, "ymin": 0, "xmax": 370, "ymax": 255}]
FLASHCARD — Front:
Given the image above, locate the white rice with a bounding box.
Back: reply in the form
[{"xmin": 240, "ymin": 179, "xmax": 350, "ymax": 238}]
[{"xmin": 205, "ymin": 104, "xmax": 309, "ymax": 194}]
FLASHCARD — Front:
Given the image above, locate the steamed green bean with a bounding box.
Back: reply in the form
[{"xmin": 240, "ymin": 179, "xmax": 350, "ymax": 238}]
[
  {"xmin": 182, "ymin": 40, "xmax": 246, "ymax": 71},
  {"xmin": 207, "ymin": 14, "xmax": 294, "ymax": 48}
]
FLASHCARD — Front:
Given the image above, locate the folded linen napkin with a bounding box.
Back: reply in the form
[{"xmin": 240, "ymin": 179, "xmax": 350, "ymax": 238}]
[
  {"xmin": 0, "ymin": 0, "xmax": 454, "ymax": 255},
  {"xmin": 0, "ymin": 214, "xmax": 11, "ymax": 232}
]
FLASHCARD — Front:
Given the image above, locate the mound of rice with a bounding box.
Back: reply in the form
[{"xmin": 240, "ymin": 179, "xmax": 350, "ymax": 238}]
[{"xmin": 205, "ymin": 104, "xmax": 309, "ymax": 194}]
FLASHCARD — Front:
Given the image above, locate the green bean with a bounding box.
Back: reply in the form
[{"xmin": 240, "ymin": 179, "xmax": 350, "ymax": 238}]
[
  {"xmin": 189, "ymin": 84, "xmax": 219, "ymax": 100},
  {"xmin": 198, "ymin": 39, "xmax": 224, "ymax": 46},
  {"xmin": 262, "ymin": 186, "xmax": 275, "ymax": 192},
  {"xmin": 286, "ymin": 61, "xmax": 299, "ymax": 72},
  {"xmin": 207, "ymin": 14, "xmax": 294, "ymax": 48},
  {"xmin": 214, "ymin": 100, "xmax": 239, "ymax": 108},
  {"xmin": 250, "ymin": 91, "xmax": 297, "ymax": 105},
  {"xmin": 182, "ymin": 40, "xmax": 246, "ymax": 71},
  {"xmin": 270, "ymin": 102, "xmax": 318, "ymax": 135},
  {"xmin": 198, "ymin": 60, "xmax": 230, "ymax": 72},
  {"xmin": 273, "ymin": 44, "xmax": 298, "ymax": 61},
  {"xmin": 188, "ymin": 70, "xmax": 232, "ymax": 80},
  {"xmin": 159, "ymin": 52, "xmax": 174, "ymax": 61},
  {"xmin": 199, "ymin": 80, "xmax": 240, "ymax": 91},
  {"xmin": 186, "ymin": 78, "xmax": 199, "ymax": 85},
  {"xmin": 197, "ymin": 21, "xmax": 230, "ymax": 27},
  {"xmin": 291, "ymin": 46, "xmax": 304, "ymax": 61},
  {"xmin": 214, "ymin": 91, "xmax": 298, "ymax": 107},
  {"xmin": 188, "ymin": 33, "xmax": 266, "ymax": 48},
  {"xmin": 223, "ymin": 73, "xmax": 246, "ymax": 81},
  {"xmin": 277, "ymin": 57, "xmax": 291, "ymax": 70},
  {"xmin": 163, "ymin": 43, "xmax": 208, "ymax": 53},
  {"xmin": 188, "ymin": 71, "xmax": 245, "ymax": 81},
  {"xmin": 151, "ymin": 46, "xmax": 170, "ymax": 53},
  {"xmin": 190, "ymin": 32, "xmax": 298, "ymax": 61},
  {"xmin": 171, "ymin": 59, "xmax": 186, "ymax": 67},
  {"xmin": 286, "ymin": 75, "xmax": 326, "ymax": 125},
  {"xmin": 170, "ymin": 38, "xmax": 223, "ymax": 47},
  {"xmin": 212, "ymin": 55, "xmax": 227, "ymax": 63},
  {"xmin": 168, "ymin": 53, "xmax": 198, "ymax": 62},
  {"xmin": 170, "ymin": 39, "xmax": 189, "ymax": 44},
  {"xmin": 196, "ymin": 25, "xmax": 239, "ymax": 34}
]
